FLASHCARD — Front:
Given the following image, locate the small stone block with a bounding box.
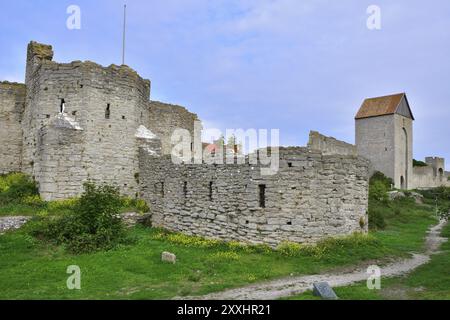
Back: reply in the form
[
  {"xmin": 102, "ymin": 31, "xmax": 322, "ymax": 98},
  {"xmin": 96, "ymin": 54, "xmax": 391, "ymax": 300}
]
[
  {"xmin": 161, "ymin": 251, "xmax": 177, "ymax": 264},
  {"xmin": 312, "ymin": 282, "xmax": 338, "ymax": 300}
]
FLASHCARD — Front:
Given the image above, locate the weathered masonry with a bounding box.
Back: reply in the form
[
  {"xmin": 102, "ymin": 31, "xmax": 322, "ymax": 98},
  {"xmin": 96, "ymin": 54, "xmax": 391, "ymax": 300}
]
[
  {"xmin": 0, "ymin": 82, "xmax": 26, "ymax": 174},
  {"xmin": 2, "ymin": 40, "xmax": 449, "ymax": 246},
  {"xmin": 140, "ymin": 146, "xmax": 370, "ymax": 247},
  {"xmin": 355, "ymin": 93, "xmax": 450, "ymax": 189},
  {"xmin": 0, "ymin": 41, "xmax": 198, "ymax": 200}
]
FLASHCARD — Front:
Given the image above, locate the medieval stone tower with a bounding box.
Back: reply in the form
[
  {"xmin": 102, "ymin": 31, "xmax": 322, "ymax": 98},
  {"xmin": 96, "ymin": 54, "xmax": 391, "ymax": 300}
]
[
  {"xmin": 355, "ymin": 93, "xmax": 414, "ymax": 189},
  {"xmin": 0, "ymin": 41, "xmax": 199, "ymax": 201}
]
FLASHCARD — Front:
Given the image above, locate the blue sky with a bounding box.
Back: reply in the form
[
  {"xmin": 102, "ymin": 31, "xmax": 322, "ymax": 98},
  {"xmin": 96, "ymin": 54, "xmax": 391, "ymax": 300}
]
[{"xmin": 1, "ymin": 0, "xmax": 449, "ymax": 168}]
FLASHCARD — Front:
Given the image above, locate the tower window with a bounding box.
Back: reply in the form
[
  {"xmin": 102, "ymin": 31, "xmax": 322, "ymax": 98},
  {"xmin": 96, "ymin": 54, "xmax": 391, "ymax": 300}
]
[
  {"xmin": 105, "ymin": 104, "xmax": 111, "ymax": 119},
  {"xmin": 209, "ymin": 182, "xmax": 213, "ymax": 201},
  {"xmin": 258, "ymin": 184, "xmax": 266, "ymax": 208},
  {"xmin": 288, "ymin": 162, "xmax": 293, "ymax": 168},
  {"xmin": 160, "ymin": 182, "xmax": 165, "ymax": 197},
  {"xmin": 60, "ymin": 99, "xmax": 66, "ymax": 113},
  {"xmin": 183, "ymin": 182, "xmax": 188, "ymax": 198}
]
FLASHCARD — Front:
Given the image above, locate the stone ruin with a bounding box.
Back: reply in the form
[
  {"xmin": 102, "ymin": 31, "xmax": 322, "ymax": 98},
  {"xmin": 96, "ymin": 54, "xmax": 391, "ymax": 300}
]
[{"xmin": 11, "ymin": 41, "xmax": 450, "ymax": 246}]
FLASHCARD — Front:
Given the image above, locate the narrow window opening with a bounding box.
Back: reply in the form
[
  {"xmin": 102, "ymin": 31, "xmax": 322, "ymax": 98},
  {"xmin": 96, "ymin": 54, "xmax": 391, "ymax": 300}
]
[
  {"xmin": 105, "ymin": 104, "xmax": 111, "ymax": 119},
  {"xmin": 288, "ymin": 162, "xmax": 293, "ymax": 168},
  {"xmin": 259, "ymin": 184, "xmax": 266, "ymax": 208},
  {"xmin": 209, "ymin": 182, "xmax": 213, "ymax": 201},
  {"xmin": 287, "ymin": 221, "xmax": 292, "ymax": 225},
  {"xmin": 183, "ymin": 182, "xmax": 188, "ymax": 198},
  {"xmin": 161, "ymin": 182, "xmax": 165, "ymax": 197},
  {"xmin": 60, "ymin": 99, "xmax": 66, "ymax": 113},
  {"xmin": 122, "ymin": 115, "xmax": 126, "ymax": 120}
]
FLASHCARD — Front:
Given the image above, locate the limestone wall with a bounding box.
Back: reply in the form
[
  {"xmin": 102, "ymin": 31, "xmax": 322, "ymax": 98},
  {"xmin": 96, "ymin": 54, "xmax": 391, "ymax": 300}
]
[
  {"xmin": 411, "ymin": 157, "xmax": 450, "ymax": 189},
  {"xmin": 139, "ymin": 147, "xmax": 370, "ymax": 247},
  {"xmin": 148, "ymin": 101, "xmax": 199, "ymax": 155},
  {"xmin": 22, "ymin": 41, "xmax": 155, "ymax": 199},
  {"xmin": 307, "ymin": 131, "xmax": 357, "ymax": 156},
  {"xmin": 356, "ymin": 115, "xmax": 395, "ymax": 181},
  {"xmin": 36, "ymin": 116, "xmax": 87, "ymax": 200},
  {"xmin": 0, "ymin": 82, "xmax": 26, "ymax": 174}
]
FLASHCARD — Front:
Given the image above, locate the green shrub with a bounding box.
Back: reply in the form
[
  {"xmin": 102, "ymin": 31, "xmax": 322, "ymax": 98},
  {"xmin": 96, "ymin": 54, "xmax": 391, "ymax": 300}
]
[
  {"xmin": 370, "ymin": 171, "xmax": 393, "ymax": 190},
  {"xmin": 30, "ymin": 182, "xmax": 130, "ymax": 253},
  {"xmin": 369, "ymin": 181, "xmax": 389, "ymax": 202},
  {"xmin": 0, "ymin": 173, "xmax": 39, "ymax": 205},
  {"xmin": 368, "ymin": 207, "xmax": 387, "ymax": 230},
  {"xmin": 121, "ymin": 197, "xmax": 150, "ymax": 213}
]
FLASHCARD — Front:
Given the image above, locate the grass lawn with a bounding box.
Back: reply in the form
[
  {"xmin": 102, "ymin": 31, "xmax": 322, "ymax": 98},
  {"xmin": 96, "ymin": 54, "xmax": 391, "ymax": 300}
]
[
  {"xmin": 0, "ymin": 196, "xmax": 439, "ymax": 300},
  {"xmin": 286, "ymin": 222, "xmax": 450, "ymax": 300}
]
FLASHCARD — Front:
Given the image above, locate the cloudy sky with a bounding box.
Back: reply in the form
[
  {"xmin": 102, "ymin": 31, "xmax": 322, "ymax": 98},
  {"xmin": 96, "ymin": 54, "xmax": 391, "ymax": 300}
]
[{"xmin": 1, "ymin": 0, "xmax": 449, "ymax": 168}]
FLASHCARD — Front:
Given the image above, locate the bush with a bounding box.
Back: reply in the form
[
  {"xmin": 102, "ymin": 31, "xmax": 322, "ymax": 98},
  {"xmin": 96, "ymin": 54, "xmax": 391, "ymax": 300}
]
[
  {"xmin": 0, "ymin": 173, "xmax": 39, "ymax": 205},
  {"xmin": 121, "ymin": 197, "xmax": 150, "ymax": 213},
  {"xmin": 370, "ymin": 171, "xmax": 393, "ymax": 190},
  {"xmin": 369, "ymin": 181, "xmax": 389, "ymax": 202},
  {"xmin": 368, "ymin": 207, "xmax": 387, "ymax": 230},
  {"xmin": 31, "ymin": 182, "xmax": 130, "ymax": 253}
]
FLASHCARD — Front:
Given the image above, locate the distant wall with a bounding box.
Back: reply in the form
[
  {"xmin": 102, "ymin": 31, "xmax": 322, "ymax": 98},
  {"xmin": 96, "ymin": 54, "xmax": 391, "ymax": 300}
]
[
  {"xmin": 139, "ymin": 147, "xmax": 370, "ymax": 247},
  {"xmin": 0, "ymin": 82, "xmax": 26, "ymax": 174},
  {"xmin": 411, "ymin": 157, "xmax": 450, "ymax": 189},
  {"xmin": 148, "ymin": 101, "xmax": 199, "ymax": 155},
  {"xmin": 307, "ymin": 131, "xmax": 357, "ymax": 156},
  {"xmin": 356, "ymin": 115, "xmax": 395, "ymax": 181}
]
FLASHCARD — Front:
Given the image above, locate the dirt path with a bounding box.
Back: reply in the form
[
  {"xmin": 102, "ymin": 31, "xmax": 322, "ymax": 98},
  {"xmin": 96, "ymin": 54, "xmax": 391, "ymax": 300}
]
[{"xmin": 181, "ymin": 219, "xmax": 448, "ymax": 300}]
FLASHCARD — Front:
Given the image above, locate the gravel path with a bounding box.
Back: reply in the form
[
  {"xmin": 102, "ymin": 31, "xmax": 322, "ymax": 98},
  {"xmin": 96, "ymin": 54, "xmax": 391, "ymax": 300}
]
[
  {"xmin": 0, "ymin": 216, "xmax": 31, "ymax": 235},
  {"xmin": 181, "ymin": 219, "xmax": 448, "ymax": 300}
]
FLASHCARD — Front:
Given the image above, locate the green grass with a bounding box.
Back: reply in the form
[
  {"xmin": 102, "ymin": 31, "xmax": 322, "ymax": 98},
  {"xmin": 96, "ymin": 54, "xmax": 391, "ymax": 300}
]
[
  {"xmin": 286, "ymin": 215, "xmax": 450, "ymax": 301},
  {"xmin": 0, "ymin": 198, "xmax": 439, "ymax": 300},
  {"xmin": 0, "ymin": 173, "xmax": 446, "ymax": 300}
]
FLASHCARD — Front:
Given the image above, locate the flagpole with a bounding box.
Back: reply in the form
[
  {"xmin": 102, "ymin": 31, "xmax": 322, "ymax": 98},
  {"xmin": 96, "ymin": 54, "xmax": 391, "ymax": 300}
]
[{"xmin": 122, "ymin": 4, "xmax": 127, "ymax": 65}]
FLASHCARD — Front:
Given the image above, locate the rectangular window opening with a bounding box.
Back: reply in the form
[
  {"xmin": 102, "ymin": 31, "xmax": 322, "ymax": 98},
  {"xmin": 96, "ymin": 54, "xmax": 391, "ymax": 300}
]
[
  {"xmin": 209, "ymin": 182, "xmax": 213, "ymax": 201},
  {"xmin": 60, "ymin": 99, "xmax": 65, "ymax": 113},
  {"xmin": 183, "ymin": 181, "xmax": 188, "ymax": 198},
  {"xmin": 258, "ymin": 184, "xmax": 266, "ymax": 208},
  {"xmin": 105, "ymin": 104, "xmax": 111, "ymax": 119}
]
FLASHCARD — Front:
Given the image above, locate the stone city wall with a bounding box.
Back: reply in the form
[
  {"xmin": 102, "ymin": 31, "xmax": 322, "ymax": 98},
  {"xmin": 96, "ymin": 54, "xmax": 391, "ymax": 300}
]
[
  {"xmin": 139, "ymin": 147, "xmax": 370, "ymax": 247},
  {"xmin": 308, "ymin": 131, "xmax": 357, "ymax": 156},
  {"xmin": 0, "ymin": 82, "xmax": 26, "ymax": 174}
]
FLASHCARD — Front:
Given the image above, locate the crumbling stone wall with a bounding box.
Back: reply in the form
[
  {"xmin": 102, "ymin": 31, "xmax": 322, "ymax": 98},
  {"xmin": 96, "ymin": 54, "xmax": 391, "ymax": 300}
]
[
  {"xmin": 148, "ymin": 101, "xmax": 199, "ymax": 155},
  {"xmin": 0, "ymin": 82, "xmax": 26, "ymax": 174},
  {"xmin": 36, "ymin": 115, "xmax": 87, "ymax": 200},
  {"xmin": 308, "ymin": 131, "xmax": 357, "ymax": 156},
  {"xmin": 139, "ymin": 147, "xmax": 370, "ymax": 246},
  {"xmin": 15, "ymin": 41, "xmax": 199, "ymax": 200},
  {"xmin": 20, "ymin": 42, "xmax": 160, "ymax": 200}
]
